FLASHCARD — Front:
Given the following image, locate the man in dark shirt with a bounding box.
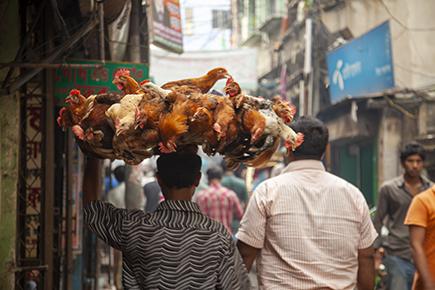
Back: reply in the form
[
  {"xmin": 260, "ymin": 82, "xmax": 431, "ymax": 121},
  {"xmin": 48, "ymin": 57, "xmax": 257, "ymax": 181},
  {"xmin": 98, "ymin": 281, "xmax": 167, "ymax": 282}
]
[
  {"xmin": 84, "ymin": 153, "xmax": 249, "ymax": 289},
  {"xmin": 143, "ymin": 179, "xmax": 162, "ymax": 213},
  {"xmin": 221, "ymin": 162, "xmax": 248, "ymax": 208},
  {"xmin": 374, "ymin": 142, "xmax": 433, "ymax": 290}
]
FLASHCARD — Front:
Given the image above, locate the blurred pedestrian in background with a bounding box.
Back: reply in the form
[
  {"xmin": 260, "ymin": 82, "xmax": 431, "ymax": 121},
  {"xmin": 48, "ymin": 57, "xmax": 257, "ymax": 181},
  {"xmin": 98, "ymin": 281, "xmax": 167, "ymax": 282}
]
[
  {"xmin": 141, "ymin": 158, "xmax": 163, "ymax": 213},
  {"xmin": 84, "ymin": 153, "xmax": 249, "ymax": 289},
  {"xmin": 106, "ymin": 165, "xmax": 126, "ymax": 209},
  {"xmin": 236, "ymin": 116, "xmax": 377, "ymax": 290},
  {"xmin": 405, "ymin": 185, "xmax": 435, "ymax": 290},
  {"xmin": 195, "ymin": 166, "xmax": 244, "ymax": 236},
  {"xmin": 105, "ymin": 164, "xmax": 126, "ymax": 290},
  {"xmin": 221, "ymin": 162, "xmax": 248, "ymax": 234},
  {"xmin": 104, "ymin": 160, "xmax": 123, "ymax": 194},
  {"xmin": 221, "ymin": 162, "xmax": 248, "ymax": 208},
  {"xmin": 374, "ymin": 142, "xmax": 432, "ymax": 290}
]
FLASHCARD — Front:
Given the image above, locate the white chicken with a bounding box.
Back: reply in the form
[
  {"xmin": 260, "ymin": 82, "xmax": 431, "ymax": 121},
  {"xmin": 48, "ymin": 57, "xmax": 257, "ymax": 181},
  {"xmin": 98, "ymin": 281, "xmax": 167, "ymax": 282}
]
[
  {"xmin": 259, "ymin": 108, "xmax": 304, "ymax": 151},
  {"xmin": 106, "ymin": 93, "xmax": 144, "ymax": 136}
]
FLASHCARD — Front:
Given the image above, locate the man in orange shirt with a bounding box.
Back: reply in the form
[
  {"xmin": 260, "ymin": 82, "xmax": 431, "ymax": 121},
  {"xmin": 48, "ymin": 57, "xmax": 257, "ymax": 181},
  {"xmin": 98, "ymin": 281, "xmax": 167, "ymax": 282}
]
[{"xmin": 405, "ymin": 185, "xmax": 435, "ymax": 290}]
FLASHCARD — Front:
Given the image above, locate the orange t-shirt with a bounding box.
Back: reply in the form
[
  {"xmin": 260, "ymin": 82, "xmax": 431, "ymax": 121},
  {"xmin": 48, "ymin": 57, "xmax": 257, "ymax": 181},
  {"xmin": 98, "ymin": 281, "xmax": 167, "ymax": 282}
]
[{"xmin": 404, "ymin": 186, "xmax": 435, "ymax": 290}]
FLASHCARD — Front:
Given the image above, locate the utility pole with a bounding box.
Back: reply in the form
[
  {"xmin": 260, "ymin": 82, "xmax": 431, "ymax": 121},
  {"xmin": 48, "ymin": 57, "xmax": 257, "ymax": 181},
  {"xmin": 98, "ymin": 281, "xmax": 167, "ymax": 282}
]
[
  {"xmin": 125, "ymin": 0, "xmax": 146, "ymax": 210},
  {"xmin": 303, "ymin": 17, "xmax": 312, "ymax": 116},
  {"xmin": 129, "ymin": 0, "xmax": 142, "ymax": 63},
  {"xmin": 98, "ymin": 0, "xmax": 106, "ymax": 62},
  {"xmin": 44, "ymin": 6, "xmax": 55, "ymax": 290}
]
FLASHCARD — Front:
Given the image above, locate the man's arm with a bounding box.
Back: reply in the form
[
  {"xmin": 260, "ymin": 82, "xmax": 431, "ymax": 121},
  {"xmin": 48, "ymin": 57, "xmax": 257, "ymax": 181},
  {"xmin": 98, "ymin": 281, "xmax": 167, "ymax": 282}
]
[
  {"xmin": 357, "ymin": 246, "xmax": 375, "ymax": 290},
  {"xmin": 83, "ymin": 157, "xmax": 101, "ymax": 205},
  {"xmin": 373, "ymin": 186, "xmax": 388, "ymax": 235},
  {"xmin": 236, "ymin": 240, "xmax": 260, "ymax": 272},
  {"xmin": 217, "ymin": 240, "xmax": 250, "ymax": 290},
  {"xmin": 82, "ymin": 158, "xmax": 126, "ymax": 250},
  {"xmin": 232, "ymin": 193, "xmax": 244, "ymax": 220},
  {"xmin": 409, "ymin": 225, "xmax": 435, "ymax": 290}
]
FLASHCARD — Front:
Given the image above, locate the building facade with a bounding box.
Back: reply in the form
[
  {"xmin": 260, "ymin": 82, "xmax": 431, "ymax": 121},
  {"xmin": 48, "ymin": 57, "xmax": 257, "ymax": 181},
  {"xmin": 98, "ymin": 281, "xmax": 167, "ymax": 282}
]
[
  {"xmin": 232, "ymin": 0, "xmax": 435, "ymax": 205},
  {"xmin": 181, "ymin": 0, "xmax": 233, "ymax": 51}
]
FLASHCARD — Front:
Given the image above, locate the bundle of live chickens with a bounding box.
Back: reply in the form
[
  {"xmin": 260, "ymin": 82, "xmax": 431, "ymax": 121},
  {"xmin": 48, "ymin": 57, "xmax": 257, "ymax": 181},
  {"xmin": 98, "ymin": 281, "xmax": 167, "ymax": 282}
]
[{"xmin": 57, "ymin": 67, "xmax": 304, "ymax": 169}]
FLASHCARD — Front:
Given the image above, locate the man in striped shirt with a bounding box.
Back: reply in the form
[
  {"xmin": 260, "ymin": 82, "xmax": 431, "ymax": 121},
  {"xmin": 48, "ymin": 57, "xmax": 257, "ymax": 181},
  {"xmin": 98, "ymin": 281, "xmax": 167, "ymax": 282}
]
[
  {"xmin": 84, "ymin": 152, "xmax": 249, "ymax": 289},
  {"xmin": 195, "ymin": 166, "xmax": 244, "ymax": 235},
  {"xmin": 236, "ymin": 116, "xmax": 378, "ymax": 290}
]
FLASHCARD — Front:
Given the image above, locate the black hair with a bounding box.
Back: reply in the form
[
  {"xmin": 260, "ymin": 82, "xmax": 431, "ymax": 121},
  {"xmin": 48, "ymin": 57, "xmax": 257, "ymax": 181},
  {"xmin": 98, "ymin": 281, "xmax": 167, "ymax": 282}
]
[
  {"xmin": 400, "ymin": 142, "xmax": 426, "ymax": 162},
  {"xmin": 113, "ymin": 165, "xmax": 125, "ymax": 183},
  {"xmin": 290, "ymin": 116, "xmax": 329, "ymax": 159},
  {"xmin": 207, "ymin": 166, "xmax": 223, "ymax": 181},
  {"xmin": 156, "ymin": 153, "xmax": 202, "ymax": 189}
]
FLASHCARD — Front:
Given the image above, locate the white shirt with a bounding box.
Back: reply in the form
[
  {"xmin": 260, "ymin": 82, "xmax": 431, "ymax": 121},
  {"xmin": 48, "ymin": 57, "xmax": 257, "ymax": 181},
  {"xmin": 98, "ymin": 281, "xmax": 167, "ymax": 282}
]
[{"xmin": 236, "ymin": 160, "xmax": 377, "ymax": 290}]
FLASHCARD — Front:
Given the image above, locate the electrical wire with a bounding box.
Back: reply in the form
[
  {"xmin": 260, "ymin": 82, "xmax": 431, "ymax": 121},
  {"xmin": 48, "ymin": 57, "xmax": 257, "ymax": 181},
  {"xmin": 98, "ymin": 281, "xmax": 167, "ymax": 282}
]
[
  {"xmin": 379, "ymin": 0, "xmax": 435, "ymax": 32},
  {"xmin": 395, "ymin": 63, "xmax": 435, "ymax": 79}
]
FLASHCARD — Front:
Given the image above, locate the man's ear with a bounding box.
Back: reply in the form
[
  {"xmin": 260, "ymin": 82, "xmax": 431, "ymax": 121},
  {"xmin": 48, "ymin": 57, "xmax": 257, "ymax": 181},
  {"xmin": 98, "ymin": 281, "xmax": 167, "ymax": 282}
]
[{"xmin": 194, "ymin": 172, "xmax": 201, "ymax": 187}]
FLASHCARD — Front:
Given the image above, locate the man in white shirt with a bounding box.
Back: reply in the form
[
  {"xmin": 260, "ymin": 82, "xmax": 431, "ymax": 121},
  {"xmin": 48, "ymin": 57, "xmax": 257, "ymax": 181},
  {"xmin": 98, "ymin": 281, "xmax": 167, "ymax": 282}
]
[{"xmin": 236, "ymin": 116, "xmax": 378, "ymax": 290}]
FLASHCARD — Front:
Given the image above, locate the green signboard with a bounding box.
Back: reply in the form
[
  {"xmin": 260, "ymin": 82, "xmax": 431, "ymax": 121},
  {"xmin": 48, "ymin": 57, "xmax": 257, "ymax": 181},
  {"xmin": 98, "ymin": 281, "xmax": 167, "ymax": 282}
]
[{"xmin": 54, "ymin": 60, "xmax": 149, "ymax": 101}]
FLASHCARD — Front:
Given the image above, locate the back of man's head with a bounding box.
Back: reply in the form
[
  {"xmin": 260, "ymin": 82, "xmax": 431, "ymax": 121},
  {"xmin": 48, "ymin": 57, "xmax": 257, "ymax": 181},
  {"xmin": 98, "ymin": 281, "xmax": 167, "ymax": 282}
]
[
  {"xmin": 157, "ymin": 153, "xmax": 202, "ymax": 189},
  {"xmin": 290, "ymin": 116, "xmax": 329, "ymax": 160},
  {"xmin": 400, "ymin": 142, "xmax": 426, "ymax": 162},
  {"xmin": 113, "ymin": 165, "xmax": 125, "ymax": 183},
  {"xmin": 207, "ymin": 166, "xmax": 223, "ymax": 182}
]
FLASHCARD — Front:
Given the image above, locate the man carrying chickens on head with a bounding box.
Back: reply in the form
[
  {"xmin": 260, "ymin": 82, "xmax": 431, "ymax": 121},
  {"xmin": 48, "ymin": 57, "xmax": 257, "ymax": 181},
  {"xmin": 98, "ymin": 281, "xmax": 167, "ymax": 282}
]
[
  {"xmin": 83, "ymin": 152, "xmax": 249, "ymax": 290},
  {"xmin": 236, "ymin": 116, "xmax": 378, "ymax": 290}
]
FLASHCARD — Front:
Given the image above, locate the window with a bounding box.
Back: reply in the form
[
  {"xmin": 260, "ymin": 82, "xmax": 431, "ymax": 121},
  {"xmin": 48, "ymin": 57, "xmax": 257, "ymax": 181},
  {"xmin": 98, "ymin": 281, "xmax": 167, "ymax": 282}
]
[{"xmin": 212, "ymin": 10, "xmax": 231, "ymax": 29}]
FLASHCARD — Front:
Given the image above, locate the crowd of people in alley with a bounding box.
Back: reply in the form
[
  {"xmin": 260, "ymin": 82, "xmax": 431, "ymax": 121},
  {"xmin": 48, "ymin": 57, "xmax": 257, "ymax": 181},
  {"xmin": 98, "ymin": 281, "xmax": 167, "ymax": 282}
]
[{"xmin": 82, "ymin": 116, "xmax": 434, "ymax": 290}]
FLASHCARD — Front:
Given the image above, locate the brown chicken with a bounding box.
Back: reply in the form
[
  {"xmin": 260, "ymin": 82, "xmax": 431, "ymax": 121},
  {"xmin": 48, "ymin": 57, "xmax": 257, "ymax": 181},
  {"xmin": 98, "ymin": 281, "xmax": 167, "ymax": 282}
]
[
  {"xmin": 65, "ymin": 89, "xmax": 93, "ymax": 123},
  {"xmin": 135, "ymin": 96, "xmax": 167, "ymax": 130},
  {"xmin": 75, "ymin": 138, "xmax": 116, "ymax": 160},
  {"xmin": 224, "ymin": 77, "xmax": 244, "ymax": 109},
  {"xmin": 178, "ymin": 107, "xmax": 214, "ymax": 146},
  {"xmin": 72, "ymin": 93, "xmax": 122, "ymax": 148},
  {"xmin": 57, "ymin": 89, "xmax": 96, "ymax": 138},
  {"xmin": 213, "ymin": 97, "xmax": 236, "ymax": 141},
  {"xmin": 113, "ymin": 129, "xmax": 159, "ymax": 165},
  {"xmin": 57, "ymin": 107, "xmax": 73, "ymax": 130},
  {"xmin": 161, "ymin": 67, "xmax": 230, "ymax": 93},
  {"xmin": 272, "ymin": 95, "xmax": 297, "ymax": 124},
  {"xmin": 158, "ymin": 100, "xmax": 189, "ymax": 153},
  {"xmin": 240, "ymin": 109, "xmax": 266, "ymax": 143},
  {"xmin": 113, "ymin": 69, "xmax": 143, "ymax": 95}
]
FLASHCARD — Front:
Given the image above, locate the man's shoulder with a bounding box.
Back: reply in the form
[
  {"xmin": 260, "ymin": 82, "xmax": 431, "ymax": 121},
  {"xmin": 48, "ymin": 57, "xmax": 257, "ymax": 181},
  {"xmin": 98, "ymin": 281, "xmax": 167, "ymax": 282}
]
[
  {"xmin": 380, "ymin": 176, "xmax": 402, "ymax": 189},
  {"xmin": 273, "ymin": 170, "xmax": 354, "ymax": 189},
  {"xmin": 195, "ymin": 213, "xmax": 233, "ymax": 238},
  {"xmin": 417, "ymin": 186, "xmax": 435, "ymax": 202}
]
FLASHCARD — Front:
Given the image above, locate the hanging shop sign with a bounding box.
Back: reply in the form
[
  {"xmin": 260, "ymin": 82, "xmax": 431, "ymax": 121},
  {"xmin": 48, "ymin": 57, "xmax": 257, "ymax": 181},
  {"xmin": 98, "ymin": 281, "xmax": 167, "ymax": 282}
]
[
  {"xmin": 326, "ymin": 21, "xmax": 395, "ymax": 103},
  {"xmin": 54, "ymin": 60, "xmax": 149, "ymax": 101},
  {"xmin": 150, "ymin": 0, "xmax": 183, "ymax": 54}
]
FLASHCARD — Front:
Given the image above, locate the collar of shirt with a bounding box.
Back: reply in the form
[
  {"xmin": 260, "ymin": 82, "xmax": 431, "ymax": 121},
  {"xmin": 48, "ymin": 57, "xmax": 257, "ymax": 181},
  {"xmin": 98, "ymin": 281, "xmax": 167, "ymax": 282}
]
[
  {"xmin": 155, "ymin": 200, "xmax": 202, "ymax": 214},
  {"xmin": 281, "ymin": 159, "xmax": 325, "ymax": 174},
  {"xmin": 394, "ymin": 174, "xmax": 432, "ymax": 191}
]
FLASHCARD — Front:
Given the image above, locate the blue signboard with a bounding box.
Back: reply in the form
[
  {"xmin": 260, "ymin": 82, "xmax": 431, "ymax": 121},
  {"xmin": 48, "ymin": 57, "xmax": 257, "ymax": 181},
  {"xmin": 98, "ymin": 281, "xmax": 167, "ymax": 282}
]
[{"xmin": 326, "ymin": 21, "xmax": 395, "ymax": 103}]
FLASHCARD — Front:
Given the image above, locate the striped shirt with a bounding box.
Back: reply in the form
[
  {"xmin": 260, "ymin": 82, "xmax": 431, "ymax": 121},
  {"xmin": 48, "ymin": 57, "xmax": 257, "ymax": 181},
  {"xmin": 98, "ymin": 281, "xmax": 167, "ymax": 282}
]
[
  {"xmin": 236, "ymin": 160, "xmax": 378, "ymax": 290},
  {"xmin": 195, "ymin": 184, "xmax": 244, "ymax": 235},
  {"xmin": 84, "ymin": 200, "xmax": 249, "ymax": 290}
]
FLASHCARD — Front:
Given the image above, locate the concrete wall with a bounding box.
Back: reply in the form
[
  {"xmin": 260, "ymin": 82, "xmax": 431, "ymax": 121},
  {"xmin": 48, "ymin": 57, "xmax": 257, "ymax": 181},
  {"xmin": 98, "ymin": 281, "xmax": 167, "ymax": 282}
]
[
  {"xmin": 321, "ymin": 0, "xmax": 435, "ymax": 89},
  {"xmin": 377, "ymin": 109, "xmax": 403, "ymax": 184},
  {"xmin": 0, "ymin": 95, "xmax": 19, "ymax": 289},
  {"xmin": 0, "ymin": 0, "xmax": 20, "ymax": 288}
]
